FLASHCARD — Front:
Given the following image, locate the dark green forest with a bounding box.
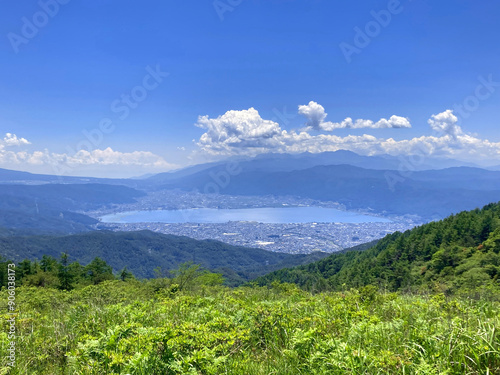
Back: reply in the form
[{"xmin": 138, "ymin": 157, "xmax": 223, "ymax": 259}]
[
  {"xmin": 1, "ymin": 203, "xmax": 500, "ymax": 374},
  {"xmin": 255, "ymin": 202, "xmax": 500, "ymax": 296},
  {"xmin": 0, "ymin": 230, "xmax": 327, "ymax": 286}
]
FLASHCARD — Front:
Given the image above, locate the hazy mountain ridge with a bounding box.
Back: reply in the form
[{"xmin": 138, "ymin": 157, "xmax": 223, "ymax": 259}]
[
  {"xmin": 0, "ymin": 184, "xmax": 145, "ymax": 234},
  {"xmin": 157, "ymin": 163, "xmax": 500, "ymax": 219},
  {"xmin": 1, "ymin": 151, "xmax": 499, "ymax": 232},
  {"xmin": 145, "ymin": 151, "xmax": 481, "ymax": 187}
]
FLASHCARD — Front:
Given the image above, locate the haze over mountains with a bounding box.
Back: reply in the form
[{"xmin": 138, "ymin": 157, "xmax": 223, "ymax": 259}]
[
  {"xmin": 0, "ymin": 150, "xmax": 482, "ymax": 185},
  {"xmin": 143, "ymin": 152, "xmax": 500, "ymax": 220},
  {"xmin": 0, "ymin": 183, "xmax": 144, "ymax": 233},
  {"xmin": 145, "ymin": 150, "xmax": 482, "ymax": 185},
  {"xmin": 1, "ymin": 151, "xmax": 499, "ymax": 231}
]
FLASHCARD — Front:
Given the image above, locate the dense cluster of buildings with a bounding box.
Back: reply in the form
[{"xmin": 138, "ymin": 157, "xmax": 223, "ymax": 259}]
[{"xmin": 92, "ymin": 189, "xmax": 420, "ymax": 254}]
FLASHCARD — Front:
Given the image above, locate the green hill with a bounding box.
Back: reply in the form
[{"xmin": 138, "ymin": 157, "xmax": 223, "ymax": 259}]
[
  {"xmin": 1, "ymin": 206, "xmax": 500, "ymax": 374},
  {"xmin": 0, "ymin": 230, "xmax": 327, "ymax": 284},
  {"xmin": 255, "ymin": 202, "xmax": 500, "ymax": 294},
  {"xmin": 0, "ymin": 183, "xmax": 145, "ymax": 234}
]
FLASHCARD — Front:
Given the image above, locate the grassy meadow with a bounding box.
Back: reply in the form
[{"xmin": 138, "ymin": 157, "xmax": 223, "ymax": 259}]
[{"xmin": 1, "ymin": 275, "xmax": 499, "ymax": 374}]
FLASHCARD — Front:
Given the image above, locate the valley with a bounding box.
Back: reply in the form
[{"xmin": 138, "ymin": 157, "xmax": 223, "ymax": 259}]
[
  {"xmin": 3, "ymin": 3, "xmax": 500, "ymax": 372},
  {"xmin": 88, "ymin": 189, "xmax": 418, "ymax": 253},
  {"xmin": 100, "ymin": 220, "xmax": 411, "ymax": 254}
]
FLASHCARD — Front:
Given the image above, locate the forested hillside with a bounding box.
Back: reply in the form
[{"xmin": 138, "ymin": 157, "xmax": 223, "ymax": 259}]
[
  {"xmin": 2, "ymin": 264, "xmax": 499, "ymax": 374},
  {"xmin": 1, "ymin": 205, "xmax": 500, "ymax": 374},
  {"xmin": 0, "ymin": 230, "xmax": 327, "ymax": 285},
  {"xmin": 255, "ymin": 202, "xmax": 500, "ymax": 295},
  {"xmin": 0, "ymin": 183, "xmax": 145, "ymax": 233}
]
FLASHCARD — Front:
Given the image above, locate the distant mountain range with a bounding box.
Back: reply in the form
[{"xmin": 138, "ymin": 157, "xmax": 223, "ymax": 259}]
[
  {"xmin": 145, "ymin": 150, "xmax": 481, "ymax": 187},
  {"xmin": 486, "ymin": 165, "xmax": 500, "ymax": 171},
  {"xmin": 155, "ymin": 163, "xmax": 500, "ymax": 220},
  {"xmin": 0, "ymin": 167, "xmax": 114, "ymax": 184},
  {"xmin": 0, "ymin": 151, "xmax": 499, "ymax": 231},
  {"xmin": 0, "ymin": 151, "xmax": 486, "ymax": 187}
]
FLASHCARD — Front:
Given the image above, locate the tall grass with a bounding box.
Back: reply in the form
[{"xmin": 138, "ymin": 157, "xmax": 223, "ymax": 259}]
[{"xmin": 1, "ymin": 281, "xmax": 499, "ymax": 374}]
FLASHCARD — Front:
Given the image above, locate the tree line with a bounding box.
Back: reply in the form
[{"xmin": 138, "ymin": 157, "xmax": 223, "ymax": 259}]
[{"xmin": 0, "ymin": 254, "xmax": 133, "ymax": 291}]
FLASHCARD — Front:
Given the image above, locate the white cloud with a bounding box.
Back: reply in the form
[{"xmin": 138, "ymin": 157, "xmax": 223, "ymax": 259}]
[
  {"xmin": 1, "ymin": 133, "xmax": 31, "ymax": 148},
  {"xmin": 68, "ymin": 148, "xmax": 173, "ymax": 167},
  {"xmin": 298, "ymin": 101, "xmax": 332, "ymax": 131},
  {"xmin": 0, "ymin": 135, "xmax": 177, "ymax": 177},
  {"xmin": 194, "ymin": 108, "xmax": 500, "ymax": 164},
  {"xmin": 374, "ymin": 115, "xmax": 412, "ymax": 129},
  {"xmin": 196, "ymin": 108, "xmax": 283, "ymax": 155},
  {"xmin": 427, "ymin": 109, "xmax": 462, "ymax": 139},
  {"xmin": 0, "ymin": 146, "xmax": 172, "ymax": 167},
  {"xmin": 298, "ymin": 101, "xmax": 411, "ymax": 131}
]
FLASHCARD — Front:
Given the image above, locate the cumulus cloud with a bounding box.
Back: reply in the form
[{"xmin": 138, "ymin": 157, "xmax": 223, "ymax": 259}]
[
  {"xmin": 298, "ymin": 101, "xmax": 332, "ymax": 130},
  {"xmin": 0, "ymin": 133, "xmax": 31, "ymax": 148},
  {"xmin": 196, "ymin": 108, "xmax": 283, "ymax": 155},
  {"xmin": 373, "ymin": 115, "xmax": 412, "ymax": 129},
  {"xmin": 194, "ymin": 108, "xmax": 500, "ymax": 164},
  {"xmin": 298, "ymin": 101, "xmax": 411, "ymax": 131},
  {"xmin": 427, "ymin": 109, "xmax": 462, "ymax": 139},
  {"xmin": 68, "ymin": 148, "xmax": 173, "ymax": 167},
  {"xmin": 0, "ymin": 133, "xmax": 177, "ymax": 177}
]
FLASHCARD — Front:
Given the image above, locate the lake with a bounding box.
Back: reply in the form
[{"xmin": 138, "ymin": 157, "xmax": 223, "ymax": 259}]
[{"xmin": 100, "ymin": 207, "xmax": 391, "ymax": 224}]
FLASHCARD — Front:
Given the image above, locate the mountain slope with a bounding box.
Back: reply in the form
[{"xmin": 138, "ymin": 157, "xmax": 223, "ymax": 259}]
[
  {"xmin": 254, "ymin": 201, "xmax": 500, "ymax": 293},
  {"xmin": 145, "ymin": 151, "xmax": 480, "ymax": 187},
  {"xmin": 159, "ymin": 164, "xmax": 500, "ymax": 219},
  {"xmin": 0, "ymin": 183, "xmax": 145, "ymax": 233},
  {"xmin": 0, "ymin": 230, "xmax": 328, "ymax": 283},
  {"xmin": 0, "ymin": 167, "xmax": 120, "ymax": 184}
]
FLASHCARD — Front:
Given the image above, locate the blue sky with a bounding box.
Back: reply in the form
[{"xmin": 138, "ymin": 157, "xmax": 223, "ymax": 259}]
[{"xmin": 0, "ymin": 0, "xmax": 499, "ymax": 177}]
